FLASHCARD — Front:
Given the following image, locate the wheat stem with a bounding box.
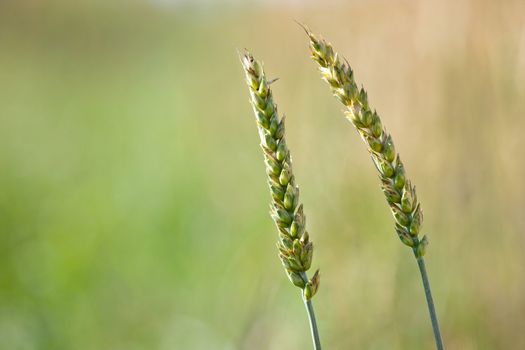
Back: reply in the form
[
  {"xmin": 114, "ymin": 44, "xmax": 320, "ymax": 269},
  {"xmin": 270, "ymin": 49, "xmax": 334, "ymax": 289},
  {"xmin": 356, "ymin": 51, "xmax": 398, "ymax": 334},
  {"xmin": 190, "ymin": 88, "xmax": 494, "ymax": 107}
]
[
  {"xmin": 414, "ymin": 254, "xmax": 444, "ymax": 350},
  {"xmin": 301, "ymin": 272, "xmax": 322, "ymax": 349}
]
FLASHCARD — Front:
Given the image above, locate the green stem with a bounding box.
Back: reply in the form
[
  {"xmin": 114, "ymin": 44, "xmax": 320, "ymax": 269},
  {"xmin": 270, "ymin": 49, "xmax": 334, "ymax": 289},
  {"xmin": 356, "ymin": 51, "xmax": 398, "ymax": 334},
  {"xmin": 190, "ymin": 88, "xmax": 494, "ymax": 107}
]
[
  {"xmin": 414, "ymin": 253, "xmax": 444, "ymax": 350},
  {"xmin": 304, "ymin": 298, "xmax": 322, "ymax": 349},
  {"xmin": 300, "ymin": 272, "xmax": 322, "ymax": 350}
]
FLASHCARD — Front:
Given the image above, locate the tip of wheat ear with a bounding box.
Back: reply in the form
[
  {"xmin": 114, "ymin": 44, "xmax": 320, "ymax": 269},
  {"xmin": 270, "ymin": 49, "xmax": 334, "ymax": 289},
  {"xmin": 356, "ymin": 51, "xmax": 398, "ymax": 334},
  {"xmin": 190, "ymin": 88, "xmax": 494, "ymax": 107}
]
[
  {"xmin": 302, "ymin": 28, "xmax": 429, "ymax": 256},
  {"xmin": 240, "ymin": 50, "xmax": 320, "ymax": 299}
]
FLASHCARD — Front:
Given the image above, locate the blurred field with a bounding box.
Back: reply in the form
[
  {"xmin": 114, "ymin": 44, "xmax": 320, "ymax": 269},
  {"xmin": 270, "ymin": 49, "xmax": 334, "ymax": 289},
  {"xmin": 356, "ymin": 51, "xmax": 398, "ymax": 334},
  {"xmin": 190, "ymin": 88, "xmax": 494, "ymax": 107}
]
[{"xmin": 1, "ymin": 0, "xmax": 525, "ymax": 349}]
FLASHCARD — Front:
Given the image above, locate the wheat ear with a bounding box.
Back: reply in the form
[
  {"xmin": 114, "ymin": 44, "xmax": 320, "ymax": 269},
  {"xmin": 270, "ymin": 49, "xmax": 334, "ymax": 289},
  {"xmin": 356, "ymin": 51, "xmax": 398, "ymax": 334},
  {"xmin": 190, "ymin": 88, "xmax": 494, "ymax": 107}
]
[
  {"xmin": 240, "ymin": 50, "xmax": 322, "ymax": 350},
  {"xmin": 303, "ymin": 28, "xmax": 444, "ymax": 350}
]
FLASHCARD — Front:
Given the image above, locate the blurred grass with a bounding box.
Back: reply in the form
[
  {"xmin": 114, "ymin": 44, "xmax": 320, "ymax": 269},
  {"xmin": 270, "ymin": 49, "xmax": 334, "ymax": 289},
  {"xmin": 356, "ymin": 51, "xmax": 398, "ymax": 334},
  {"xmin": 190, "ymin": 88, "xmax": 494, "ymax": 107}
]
[{"xmin": 0, "ymin": 0, "xmax": 525, "ymax": 349}]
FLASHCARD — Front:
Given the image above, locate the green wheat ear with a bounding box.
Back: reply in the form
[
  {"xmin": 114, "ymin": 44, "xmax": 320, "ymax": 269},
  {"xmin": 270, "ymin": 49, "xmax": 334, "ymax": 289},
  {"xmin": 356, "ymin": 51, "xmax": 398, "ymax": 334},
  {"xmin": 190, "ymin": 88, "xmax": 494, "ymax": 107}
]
[
  {"xmin": 240, "ymin": 50, "xmax": 322, "ymax": 349},
  {"xmin": 302, "ymin": 27, "xmax": 444, "ymax": 350},
  {"xmin": 303, "ymin": 27, "xmax": 425, "ymax": 253}
]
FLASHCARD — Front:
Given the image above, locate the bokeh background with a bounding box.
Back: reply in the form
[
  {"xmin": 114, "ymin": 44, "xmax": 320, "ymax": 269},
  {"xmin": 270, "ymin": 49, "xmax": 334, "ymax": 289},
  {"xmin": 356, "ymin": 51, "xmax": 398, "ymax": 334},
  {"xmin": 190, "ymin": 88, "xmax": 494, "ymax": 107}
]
[{"xmin": 1, "ymin": 0, "xmax": 525, "ymax": 349}]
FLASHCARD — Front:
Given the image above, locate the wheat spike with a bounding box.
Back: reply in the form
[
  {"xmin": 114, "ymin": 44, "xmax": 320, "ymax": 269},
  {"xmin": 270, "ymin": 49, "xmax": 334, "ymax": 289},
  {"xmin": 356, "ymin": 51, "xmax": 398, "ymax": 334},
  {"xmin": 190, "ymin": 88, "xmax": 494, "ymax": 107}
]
[
  {"xmin": 303, "ymin": 28, "xmax": 427, "ymax": 256},
  {"xmin": 240, "ymin": 50, "xmax": 320, "ymax": 300},
  {"xmin": 303, "ymin": 27, "xmax": 444, "ymax": 349}
]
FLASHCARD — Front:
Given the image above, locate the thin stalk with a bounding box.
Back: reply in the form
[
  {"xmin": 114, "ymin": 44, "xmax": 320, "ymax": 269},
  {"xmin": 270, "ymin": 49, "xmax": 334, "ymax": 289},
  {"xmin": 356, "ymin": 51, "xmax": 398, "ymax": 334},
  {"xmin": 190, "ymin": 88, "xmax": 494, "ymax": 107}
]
[
  {"xmin": 301, "ymin": 272, "xmax": 322, "ymax": 350},
  {"xmin": 414, "ymin": 253, "xmax": 444, "ymax": 350}
]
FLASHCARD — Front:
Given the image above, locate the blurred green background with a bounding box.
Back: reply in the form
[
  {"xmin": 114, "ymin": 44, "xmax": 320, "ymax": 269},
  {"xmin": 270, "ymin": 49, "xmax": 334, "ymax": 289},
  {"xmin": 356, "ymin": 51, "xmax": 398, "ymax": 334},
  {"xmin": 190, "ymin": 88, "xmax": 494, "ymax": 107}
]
[{"xmin": 1, "ymin": 0, "xmax": 525, "ymax": 349}]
